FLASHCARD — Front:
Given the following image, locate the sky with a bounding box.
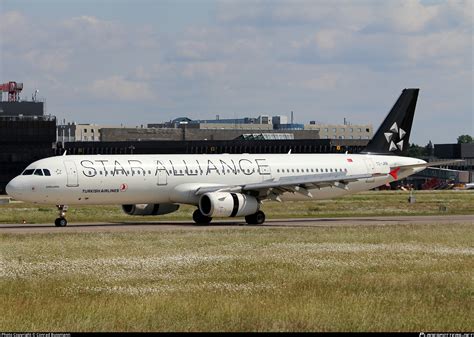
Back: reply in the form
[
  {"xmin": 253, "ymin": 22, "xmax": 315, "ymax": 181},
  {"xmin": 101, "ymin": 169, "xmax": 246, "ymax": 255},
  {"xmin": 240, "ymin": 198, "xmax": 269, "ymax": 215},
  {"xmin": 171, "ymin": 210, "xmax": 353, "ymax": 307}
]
[{"xmin": 0, "ymin": 0, "xmax": 472, "ymax": 145}]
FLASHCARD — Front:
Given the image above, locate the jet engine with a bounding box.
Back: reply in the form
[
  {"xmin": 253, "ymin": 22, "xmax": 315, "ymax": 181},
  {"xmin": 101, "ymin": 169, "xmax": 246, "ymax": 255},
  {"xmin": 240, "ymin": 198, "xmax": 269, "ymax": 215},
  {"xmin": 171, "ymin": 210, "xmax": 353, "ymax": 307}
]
[
  {"xmin": 122, "ymin": 203, "xmax": 179, "ymax": 216},
  {"xmin": 199, "ymin": 192, "xmax": 259, "ymax": 217}
]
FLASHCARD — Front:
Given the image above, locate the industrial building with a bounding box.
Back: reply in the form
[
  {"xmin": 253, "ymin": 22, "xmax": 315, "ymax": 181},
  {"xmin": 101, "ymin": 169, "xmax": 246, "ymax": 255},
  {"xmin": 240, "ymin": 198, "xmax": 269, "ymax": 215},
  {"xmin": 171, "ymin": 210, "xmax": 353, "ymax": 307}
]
[
  {"xmin": 56, "ymin": 138, "xmax": 368, "ymax": 156},
  {"xmin": 60, "ymin": 114, "xmax": 373, "ymax": 142},
  {"xmin": 430, "ymin": 143, "xmax": 474, "ymax": 183},
  {"xmin": 398, "ymin": 143, "xmax": 474, "ymax": 188},
  {"xmin": 0, "ymin": 81, "xmax": 56, "ymax": 193},
  {"xmin": 57, "ymin": 122, "xmax": 102, "ymax": 142},
  {"xmin": 304, "ymin": 122, "xmax": 373, "ymax": 140},
  {"xmin": 99, "ymin": 127, "xmax": 321, "ymax": 142}
]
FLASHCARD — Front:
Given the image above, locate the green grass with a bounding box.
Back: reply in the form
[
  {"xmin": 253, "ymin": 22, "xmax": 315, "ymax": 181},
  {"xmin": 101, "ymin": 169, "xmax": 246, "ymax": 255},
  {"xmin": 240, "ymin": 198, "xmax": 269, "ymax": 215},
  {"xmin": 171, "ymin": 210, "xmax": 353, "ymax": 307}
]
[
  {"xmin": 0, "ymin": 190, "xmax": 473, "ymax": 331},
  {"xmin": 1, "ymin": 190, "xmax": 473, "ymax": 224},
  {"xmin": 0, "ymin": 223, "xmax": 472, "ymax": 331}
]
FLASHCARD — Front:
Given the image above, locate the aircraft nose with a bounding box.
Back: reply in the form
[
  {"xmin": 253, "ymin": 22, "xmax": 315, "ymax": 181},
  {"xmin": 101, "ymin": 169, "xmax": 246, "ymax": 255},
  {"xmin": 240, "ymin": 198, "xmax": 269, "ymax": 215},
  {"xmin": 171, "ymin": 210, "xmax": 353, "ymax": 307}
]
[{"xmin": 6, "ymin": 177, "xmax": 22, "ymax": 199}]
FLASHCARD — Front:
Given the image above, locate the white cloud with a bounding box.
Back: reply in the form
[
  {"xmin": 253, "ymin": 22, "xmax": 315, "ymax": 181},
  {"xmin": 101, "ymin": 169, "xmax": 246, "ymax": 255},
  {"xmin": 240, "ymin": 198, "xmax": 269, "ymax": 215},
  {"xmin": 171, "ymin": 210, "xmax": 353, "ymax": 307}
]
[
  {"xmin": 0, "ymin": 11, "xmax": 27, "ymax": 41},
  {"xmin": 314, "ymin": 29, "xmax": 352, "ymax": 52},
  {"xmin": 59, "ymin": 16, "xmax": 129, "ymax": 50},
  {"xmin": 405, "ymin": 31, "xmax": 470, "ymax": 66},
  {"xmin": 21, "ymin": 49, "xmax": 72, "ymax": 73},
  {"xmin": 0, "ymin": 1, "xmax": 471, "ymax": 144},
  {"xmin": 88, "ymin": 76, "xmax": 154, "ymax": 101},
  {"xmin": 384, "ymin": 0, "xmax": 439, "ymax": 33}
]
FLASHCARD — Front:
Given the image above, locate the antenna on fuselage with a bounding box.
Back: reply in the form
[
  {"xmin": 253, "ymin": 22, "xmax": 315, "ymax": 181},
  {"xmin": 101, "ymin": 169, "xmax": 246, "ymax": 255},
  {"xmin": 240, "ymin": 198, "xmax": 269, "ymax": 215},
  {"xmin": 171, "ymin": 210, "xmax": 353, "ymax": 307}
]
[
  {"xmin": 62, "ymin": 150, "xmax": 67, "ymax": 156},
  {"xmin": 288, "ymin": 149, "xmax": 292, "ymax": 154}
]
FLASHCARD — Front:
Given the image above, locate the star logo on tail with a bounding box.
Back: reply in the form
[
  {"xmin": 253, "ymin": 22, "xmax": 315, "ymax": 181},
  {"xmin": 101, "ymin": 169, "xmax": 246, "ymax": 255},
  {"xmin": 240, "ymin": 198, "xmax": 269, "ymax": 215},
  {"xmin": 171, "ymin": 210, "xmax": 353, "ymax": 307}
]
[{"xmin": 384, "ymin": 122, "xmax": 406, "ymax": 152}]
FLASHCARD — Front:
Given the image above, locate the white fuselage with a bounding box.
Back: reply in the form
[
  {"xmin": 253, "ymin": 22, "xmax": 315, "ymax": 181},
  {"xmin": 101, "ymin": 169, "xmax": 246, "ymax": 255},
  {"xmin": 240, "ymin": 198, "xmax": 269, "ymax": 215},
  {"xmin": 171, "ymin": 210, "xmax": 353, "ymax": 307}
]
[{"xmin": 6, "ymin": 153, "xmax": 426, "ymax": 206}]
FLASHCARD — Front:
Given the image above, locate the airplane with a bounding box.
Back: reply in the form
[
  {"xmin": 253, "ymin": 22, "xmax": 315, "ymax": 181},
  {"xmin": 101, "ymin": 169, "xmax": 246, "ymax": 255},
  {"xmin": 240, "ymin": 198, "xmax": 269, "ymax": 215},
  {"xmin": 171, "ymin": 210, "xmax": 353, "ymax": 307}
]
[{"xmin": 6, "ymin": 88, "xmax": 460, "ymax": 227}]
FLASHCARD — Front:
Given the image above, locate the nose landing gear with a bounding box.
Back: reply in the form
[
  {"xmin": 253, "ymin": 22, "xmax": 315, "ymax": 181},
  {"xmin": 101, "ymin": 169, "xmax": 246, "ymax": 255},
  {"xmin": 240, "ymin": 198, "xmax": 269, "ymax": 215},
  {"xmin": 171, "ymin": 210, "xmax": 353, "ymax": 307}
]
[{"xmin": 55, "ymin": 205, "xmax": 68, "ymax": 227}]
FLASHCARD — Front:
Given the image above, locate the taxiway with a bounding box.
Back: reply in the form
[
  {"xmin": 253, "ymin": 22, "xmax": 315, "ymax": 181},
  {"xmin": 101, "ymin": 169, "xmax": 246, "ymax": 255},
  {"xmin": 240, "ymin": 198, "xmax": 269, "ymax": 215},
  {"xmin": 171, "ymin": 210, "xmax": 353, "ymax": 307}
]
[{"xmin": 0, "ymin": 214, "xmax": 472, "ymax": 234}]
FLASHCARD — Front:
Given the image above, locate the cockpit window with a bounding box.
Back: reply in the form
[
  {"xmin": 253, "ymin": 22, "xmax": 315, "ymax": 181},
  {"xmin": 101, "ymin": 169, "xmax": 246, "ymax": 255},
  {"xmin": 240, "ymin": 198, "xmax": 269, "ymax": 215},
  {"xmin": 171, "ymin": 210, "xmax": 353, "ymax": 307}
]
[
  {"xmin": 34, "ymin": 169, "xmax": 44, "ymax": 176},
  {"xmin": 43, "ymin": 169, "xmax": 51, "ymax": 176},
  {"xmin": 22, "ymin": 169, "xmax": 35, "ymax": 175}
]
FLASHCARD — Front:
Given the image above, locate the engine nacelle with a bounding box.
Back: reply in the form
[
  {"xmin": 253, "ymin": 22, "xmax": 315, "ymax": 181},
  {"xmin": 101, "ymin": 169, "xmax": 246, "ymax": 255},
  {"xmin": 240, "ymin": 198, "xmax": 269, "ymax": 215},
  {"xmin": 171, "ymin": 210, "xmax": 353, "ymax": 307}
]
[
  {"xmin": 122, "ymin": 203, "xmax": 179, "ymax": 216},
  {"xmin": 199, "ymin": 192, "xmax": 259, "ymax": 218}
]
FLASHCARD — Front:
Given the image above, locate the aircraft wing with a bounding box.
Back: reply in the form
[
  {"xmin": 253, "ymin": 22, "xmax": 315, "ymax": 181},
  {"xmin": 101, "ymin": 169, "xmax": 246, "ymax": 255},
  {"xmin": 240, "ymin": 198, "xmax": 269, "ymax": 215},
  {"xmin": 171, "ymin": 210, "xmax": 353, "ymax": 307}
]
[{"xmin": 194, "ymin": 172, "xmax": 379, "ymax": 199}]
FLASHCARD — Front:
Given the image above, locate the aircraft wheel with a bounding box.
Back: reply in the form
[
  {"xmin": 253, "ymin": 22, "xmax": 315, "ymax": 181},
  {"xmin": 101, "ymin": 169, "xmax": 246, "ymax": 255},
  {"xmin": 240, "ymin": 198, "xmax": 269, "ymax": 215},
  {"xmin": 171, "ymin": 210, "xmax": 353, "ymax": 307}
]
[
  {"xmin": 245, "ymin": 210, "xmax": 265, "ymax": 225},
  {"xmin": 192, "ymin": 209, "xmax": 212, "ymax": 225},
  {"xmin": 55, "ymin": 218, "xmax": 67, "ymax": 227}
]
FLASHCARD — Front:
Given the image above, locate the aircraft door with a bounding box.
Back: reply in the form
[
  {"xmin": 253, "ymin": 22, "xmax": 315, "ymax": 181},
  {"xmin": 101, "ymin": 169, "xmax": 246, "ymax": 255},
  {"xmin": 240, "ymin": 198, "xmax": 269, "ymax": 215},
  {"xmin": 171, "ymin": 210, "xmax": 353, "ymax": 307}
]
[
  {"xmin": 64, "ymin": 160, "xmax": 79, "ymax": 187},
  {"xmin": 157, "ymin": 169, "xmax": 168, "ymax": 186},
  {"xmin": 363, "ymin": 158, "xmax": 375, "ymax": 183}
]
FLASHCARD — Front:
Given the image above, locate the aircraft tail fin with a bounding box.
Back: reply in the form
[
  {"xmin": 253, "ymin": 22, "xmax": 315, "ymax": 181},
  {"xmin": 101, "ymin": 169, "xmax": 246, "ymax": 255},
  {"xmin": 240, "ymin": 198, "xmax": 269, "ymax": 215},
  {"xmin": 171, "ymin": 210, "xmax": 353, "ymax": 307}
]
[{"xmin": 362, "ymin": 88, "xmax": 419, "ymax": 155}]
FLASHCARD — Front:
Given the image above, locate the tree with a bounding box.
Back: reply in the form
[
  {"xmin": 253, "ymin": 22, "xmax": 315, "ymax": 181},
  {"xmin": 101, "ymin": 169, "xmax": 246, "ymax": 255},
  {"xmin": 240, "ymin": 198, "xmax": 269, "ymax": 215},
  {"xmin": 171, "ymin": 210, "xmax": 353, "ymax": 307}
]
[
  {"xmin": 425, "ymin": 140, "xmax": 434, "ymax": 157},
  {"xmin": 457, "ymin": 135, "xmax": 473, "ymax": 144},
  {"xmin": 406, "ymin": 143, "xmax": 428, "ymax": 158}
]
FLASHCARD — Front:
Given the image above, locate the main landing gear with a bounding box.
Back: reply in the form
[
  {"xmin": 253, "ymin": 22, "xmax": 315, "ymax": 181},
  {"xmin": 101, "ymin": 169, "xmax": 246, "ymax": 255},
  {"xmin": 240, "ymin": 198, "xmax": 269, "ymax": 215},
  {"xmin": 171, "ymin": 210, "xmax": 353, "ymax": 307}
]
[
  {"xmin": 192, "ymin": 209, "xmax": 212, "ymax": 225},
  {"xmin": 192, "ymin": 209, "xmax": 266, "ymax": 225},
  {"xmin": 245, "ymin": 210, "xmax": 266, "ymax": 225},
  {"xmin": 54, "ymin": 205, "xmax": 68, "ymax": 227}
]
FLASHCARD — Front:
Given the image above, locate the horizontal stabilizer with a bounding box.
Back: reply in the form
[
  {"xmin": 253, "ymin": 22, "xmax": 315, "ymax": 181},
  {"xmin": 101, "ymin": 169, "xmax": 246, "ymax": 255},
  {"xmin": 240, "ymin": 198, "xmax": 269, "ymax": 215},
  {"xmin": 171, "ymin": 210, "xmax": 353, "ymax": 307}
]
[{"xmin": 394, "ymin": 159, "xmax": 464, "ymax": 169}]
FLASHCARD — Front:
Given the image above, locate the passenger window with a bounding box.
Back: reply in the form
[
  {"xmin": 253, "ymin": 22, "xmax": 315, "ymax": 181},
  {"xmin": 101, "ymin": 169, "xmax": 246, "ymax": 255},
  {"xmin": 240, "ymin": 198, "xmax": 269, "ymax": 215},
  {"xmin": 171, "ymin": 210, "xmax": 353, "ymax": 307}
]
[
  {"xmin": 22, "ymin": 169, "xmax": 35, "ymax": 175},
  {"xmin": 34, "ymin": 169, "xmax": 43, "ymax": 176},
  {"xmin": 311, "ymin": 169, "xmax": 314, "ymax": 172},
  {"xmin": 325, "ymin": 169, "xmax": 328, "ymax": 172},
  {"xmin": 315, "ymin": 169, "xmax": 318, "ymax": 173}
]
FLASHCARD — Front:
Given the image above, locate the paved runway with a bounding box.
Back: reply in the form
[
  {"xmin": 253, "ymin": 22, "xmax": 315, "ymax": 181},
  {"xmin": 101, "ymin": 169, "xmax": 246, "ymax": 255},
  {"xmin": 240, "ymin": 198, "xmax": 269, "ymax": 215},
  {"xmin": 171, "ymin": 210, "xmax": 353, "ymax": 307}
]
[{"xmin": 0, "ymin": 214, "xmax": 472, "ymax": 234}]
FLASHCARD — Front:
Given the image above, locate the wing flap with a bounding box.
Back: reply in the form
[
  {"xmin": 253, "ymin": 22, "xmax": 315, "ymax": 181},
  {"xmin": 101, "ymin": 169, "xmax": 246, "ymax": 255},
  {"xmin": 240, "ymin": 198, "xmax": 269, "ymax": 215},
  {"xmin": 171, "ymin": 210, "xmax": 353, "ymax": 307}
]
[
  {"xmin": 242, "ymin": 172, "xmax": 373, "ymax": 191},
  {"xmin": 194, "ymin": 172, "xmax": 379, "ymax": 197}
]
